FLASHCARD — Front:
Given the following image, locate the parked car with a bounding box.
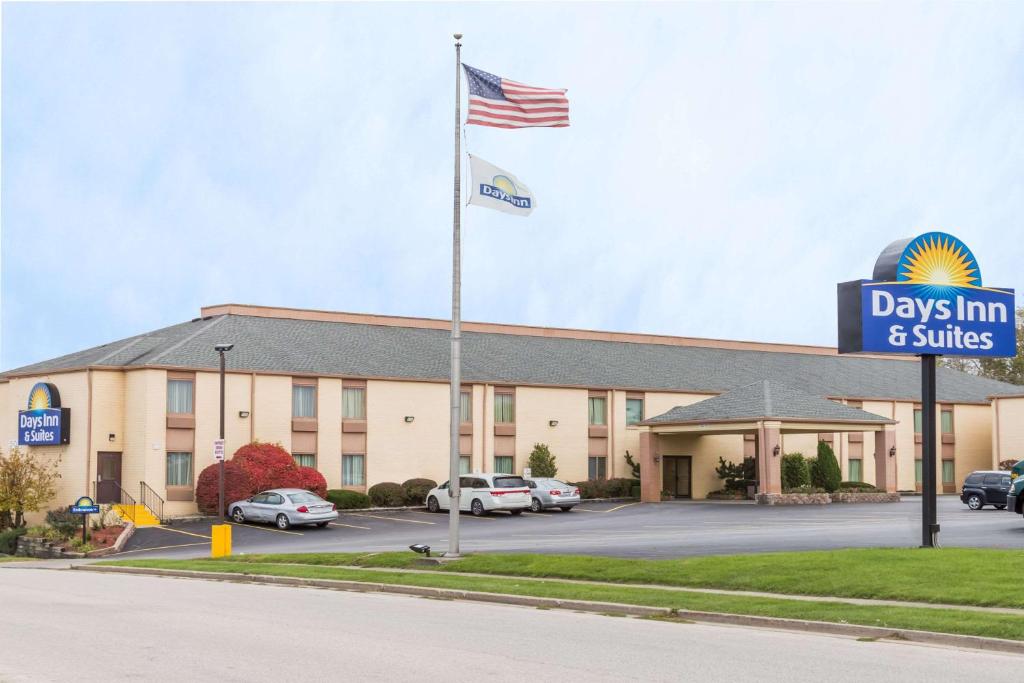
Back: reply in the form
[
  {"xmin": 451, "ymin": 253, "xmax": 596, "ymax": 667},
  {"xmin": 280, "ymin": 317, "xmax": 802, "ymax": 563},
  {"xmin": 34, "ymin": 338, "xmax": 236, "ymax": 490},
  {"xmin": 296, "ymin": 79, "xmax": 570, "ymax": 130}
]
[
  {"xmin": 960, "ymin": 471, "xmax": 1011, "ymax": 510},
  {"xmin": 525, "ymin": 477, "xmax": 581, "ymax": 512},
  {"xmin": 1007, "ymin": 476, "xmax": 1024, "ymax": 517},
  {"xmin": 229, "ymin": 488, "xmax": 338, "ymax": 529},
  {"xmin": 1010, "ymin": 459, "xmax": 1024, "ymax": 481},
  {"xmin": 425, "ymin": 473, "xmax": 531, "ymax": 516}
]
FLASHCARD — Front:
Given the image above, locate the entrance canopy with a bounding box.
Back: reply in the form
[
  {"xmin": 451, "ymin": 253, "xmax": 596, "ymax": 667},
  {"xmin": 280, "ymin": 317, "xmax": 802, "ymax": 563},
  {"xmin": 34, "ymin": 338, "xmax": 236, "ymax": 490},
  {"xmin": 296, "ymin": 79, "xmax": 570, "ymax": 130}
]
[{"xmin": 635, "ymin": 380, "xmax": 898, "ymax": 501}]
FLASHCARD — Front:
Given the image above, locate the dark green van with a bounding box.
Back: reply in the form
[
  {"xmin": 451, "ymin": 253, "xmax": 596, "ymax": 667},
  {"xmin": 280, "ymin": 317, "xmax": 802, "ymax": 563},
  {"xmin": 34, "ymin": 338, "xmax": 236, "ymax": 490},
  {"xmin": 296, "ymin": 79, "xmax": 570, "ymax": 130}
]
[{"xmin": 1008, "ymin": 460, "xmax": 1024, "ymax": 516}]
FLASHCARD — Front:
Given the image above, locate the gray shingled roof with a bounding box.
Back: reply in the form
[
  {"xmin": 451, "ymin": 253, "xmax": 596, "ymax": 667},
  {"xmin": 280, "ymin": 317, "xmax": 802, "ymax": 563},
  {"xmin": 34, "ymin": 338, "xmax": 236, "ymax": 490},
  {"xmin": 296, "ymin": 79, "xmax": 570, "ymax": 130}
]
[
  {"xmin": 641, "ymin": 380, "xmax": 895, "ymax": 425},
  {"xmin": 1, "ymin": 313, "xmax": 1019, "ymax": 404}
]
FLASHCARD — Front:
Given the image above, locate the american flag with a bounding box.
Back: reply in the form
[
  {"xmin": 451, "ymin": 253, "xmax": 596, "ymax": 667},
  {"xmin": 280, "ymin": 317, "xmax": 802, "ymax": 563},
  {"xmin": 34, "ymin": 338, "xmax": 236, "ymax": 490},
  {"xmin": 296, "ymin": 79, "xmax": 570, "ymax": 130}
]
[{"xmin": 463, "ymin": 64, "xmax": 570, "ymax": 129}]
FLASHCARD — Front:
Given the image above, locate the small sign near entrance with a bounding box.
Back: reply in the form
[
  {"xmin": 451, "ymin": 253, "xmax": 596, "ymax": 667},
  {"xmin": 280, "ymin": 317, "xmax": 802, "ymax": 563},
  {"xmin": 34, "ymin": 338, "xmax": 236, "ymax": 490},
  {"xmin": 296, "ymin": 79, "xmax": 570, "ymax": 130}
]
[
  {"xmin": 523, "ymin": 467, "xmax": 532, "ymax": 478},
  {"xmin": 69, "ymin": 495, "xmax": 99, "ymax": 515},
  {"xmin": 214, "ymin": 439, "xmax": 225, "ymax": 461}
]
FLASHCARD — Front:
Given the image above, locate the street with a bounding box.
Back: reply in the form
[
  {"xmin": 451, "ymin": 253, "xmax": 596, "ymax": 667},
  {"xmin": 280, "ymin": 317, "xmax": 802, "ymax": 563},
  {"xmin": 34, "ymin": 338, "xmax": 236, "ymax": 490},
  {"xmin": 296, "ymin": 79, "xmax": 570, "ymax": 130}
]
[
  {"xmin": 122, "ymin": 496, "xmax": 1024, "ymax": 559},
  {"xmin": 0, "ymin": 566, "xmax": 1018, "ymax": 682}
]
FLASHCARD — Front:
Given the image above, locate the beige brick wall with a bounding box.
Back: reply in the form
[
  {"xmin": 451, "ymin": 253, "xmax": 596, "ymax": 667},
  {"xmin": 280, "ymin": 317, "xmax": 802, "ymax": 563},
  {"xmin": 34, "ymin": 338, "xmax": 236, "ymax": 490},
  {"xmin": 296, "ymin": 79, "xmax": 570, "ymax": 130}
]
[
  {"xmin": 994, "ymin": 397, "xmax": 1024, "ymax": 466},
  {"xmin": 658, "ymin": 433, "xmax": 745, "ymax": 499},
  {"xmin": 954, "ymin": 404, "xmax": 994, "ymax": 487},
  {"xmin": 515, "ymin": 386, "xmax": 589, "ymax": 482},
  {"xmin": 366, "ymin": 379, "xmax": 449, "ymax": 484},
  {"xmin": 252, "ymin": 375, "xmax": 292, "ymax": 452},
  {"xmin": 317, "ymin": 378, "xmax": 342, "ymax": 488},
  {"xmin": 123, "ymin": 369, "xmax": 169, "ymax": 510}
]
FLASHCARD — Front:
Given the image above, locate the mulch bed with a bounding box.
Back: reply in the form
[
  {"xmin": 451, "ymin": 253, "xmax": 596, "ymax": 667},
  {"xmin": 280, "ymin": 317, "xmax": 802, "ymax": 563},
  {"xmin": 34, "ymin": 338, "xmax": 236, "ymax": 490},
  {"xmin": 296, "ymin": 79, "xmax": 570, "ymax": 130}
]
[{"xmin": 88, "ymin": 526, "xmax": 125, "ymax": 547}]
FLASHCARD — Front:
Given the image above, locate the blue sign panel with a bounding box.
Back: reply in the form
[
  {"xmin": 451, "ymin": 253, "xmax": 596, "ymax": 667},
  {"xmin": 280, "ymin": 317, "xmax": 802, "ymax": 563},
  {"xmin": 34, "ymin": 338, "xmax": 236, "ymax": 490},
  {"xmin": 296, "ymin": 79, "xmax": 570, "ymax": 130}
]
[
  {"xmin": 70, "ymin": 496, "xmax": 99, "ymax": 514},
  {"xmin": 16, "ymin": 382, "xmax": 70, "ymax": 446},
  {"xmin": 839, "ymin": 232, "xmax": 1016, "ymax": 357}
]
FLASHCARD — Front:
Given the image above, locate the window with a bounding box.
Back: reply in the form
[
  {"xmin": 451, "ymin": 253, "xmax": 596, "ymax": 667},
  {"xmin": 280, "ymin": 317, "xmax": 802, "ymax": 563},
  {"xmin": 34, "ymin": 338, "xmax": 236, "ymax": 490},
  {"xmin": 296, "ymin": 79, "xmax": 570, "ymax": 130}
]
[
  {"xmin": 342, "ymin": 454, "xmax": 365, "ymax": 486},
  {"xmin": 494, "ymin": 393, "xmax": 515, "ymax": 423},
  {"xmin": 494, "ymin": 455, "xmax": 514, "ymax": 474},
  {"xmin": 342, "ymin": 387, "xmax": 366, "ymax": 419},
  {"xmin": 293, "ymin": 385, "xmax": 316, "ymax": 418},
  {"xmin": 941, "ymin": 410, "xmax": 953, "ymax": 434},
  {"xmin": 848, "ymin": 459, "xmax": 863, "ymax": 483},
  {"xmin": 167, "ymin": 380, "xmax": 194, "ymax": 414},
  {"xmin": 913, "ymin": 409, "xmax": 923, "ymax": 434},
  {"xmin": 166, "ymin": 452, "xmax": 192, "ymax": 486},
  {"xmin": 588, "ymin": 456, "xmax": 607, "ymax": 480},
  {"xmin": 625, "ymin": 398, "xmax": 644, "ymax": 425},
  {"xmin": 266, "ymin": 493, "xmax": 284, "ymax": 505},
  {"xmin": 460, "ymin": 391, "xmax": 472, "ymax": 423},
  {"xmin": 588, "ymin": 396, "xmax": 607, "ymax": 425},
  {"xmin": 915, "ymin": 459, "xmax": 923, "ymax": 484},
  {"xmin": 293, "ymin": 453, "xmax": 316, "ymax": 468},
  {"xmin": 982, "ymin": 474, "xmax": 1001, "ymax": 486},
  {"xmin": 493, "ymin": 476, "xmax": 526, "ymax": 488},
  {"xmin": 459, "ymin": 455, "xmax": 471, "ymax": 475},
  {"xmin": 288, "ymin": 492, "xmax": 321, "ymax": 504},
  {"xmin": 942, "ymin": 460, "xmax": 955, "ymax": 485}
]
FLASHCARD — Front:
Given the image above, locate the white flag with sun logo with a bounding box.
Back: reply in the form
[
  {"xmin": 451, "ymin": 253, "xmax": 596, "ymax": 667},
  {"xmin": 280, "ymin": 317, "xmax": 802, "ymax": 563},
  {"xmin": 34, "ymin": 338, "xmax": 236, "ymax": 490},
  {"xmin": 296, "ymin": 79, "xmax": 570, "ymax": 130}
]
[{"xmin": 467, "ymin": 154, "xmax": 535, "ymax": 217}]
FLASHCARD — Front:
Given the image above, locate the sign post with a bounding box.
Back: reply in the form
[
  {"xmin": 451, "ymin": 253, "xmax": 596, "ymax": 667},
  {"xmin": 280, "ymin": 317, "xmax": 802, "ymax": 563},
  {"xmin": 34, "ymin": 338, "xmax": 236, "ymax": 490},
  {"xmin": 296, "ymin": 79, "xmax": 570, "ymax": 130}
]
[
  {"xmin": 838, "ymin": 232, "xmax": 1016, "ymax": 548},
  {"xmin": 69, "ymin": 495, "xmax": 100, "ymax": 545}
]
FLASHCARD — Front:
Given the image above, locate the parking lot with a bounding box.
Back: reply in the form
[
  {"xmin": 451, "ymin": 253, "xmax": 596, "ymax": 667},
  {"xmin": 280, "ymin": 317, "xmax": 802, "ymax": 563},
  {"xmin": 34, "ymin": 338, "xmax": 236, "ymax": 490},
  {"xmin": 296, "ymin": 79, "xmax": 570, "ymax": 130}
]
[{"xmin": 119, "ymin": 495, "xmax": 1024, "ymax": 559}]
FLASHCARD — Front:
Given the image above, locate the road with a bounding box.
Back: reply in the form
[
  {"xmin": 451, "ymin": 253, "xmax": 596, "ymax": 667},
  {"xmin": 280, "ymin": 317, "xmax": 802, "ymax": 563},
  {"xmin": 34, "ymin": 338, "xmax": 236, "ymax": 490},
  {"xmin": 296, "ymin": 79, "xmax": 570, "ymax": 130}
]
[
  {"xmin": 122, "ymin": 496, "xmax": 1024, "ymax": 559},
  {"xmin": 0, "ymin": 566, "xmax": 1019, "ymax": 681}
]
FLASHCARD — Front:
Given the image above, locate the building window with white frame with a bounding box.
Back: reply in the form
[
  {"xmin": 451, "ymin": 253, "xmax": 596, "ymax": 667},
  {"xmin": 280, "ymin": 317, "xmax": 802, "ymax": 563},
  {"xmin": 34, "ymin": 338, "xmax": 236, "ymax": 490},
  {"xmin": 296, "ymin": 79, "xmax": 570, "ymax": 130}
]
[
  {"xmin": 494, "ymin": 392, "xmax": 515, "ymax": 424},
  {"xmin": 588, "ymin": 456, "xmax": 607, "ymax": 480},
  {"xmin": 848, "ymin": 459, "xmax": 863, "ymax": 482},
  {"xmin": 460, "ymin": 390, "xmax": 472, "ymax": 423},
  {"xmin": 494, "ymin": 455, "xmax": 513, "ymax": 474},
  {"xmin": 166, "ymin": 452, "xmax": 193, "ymax": 487},
  {"xmin": 293, "ymin": 453, "xmax": 316, "ymax": 468},
  {"xmin": 625, "ymin": 398, "xmax": 644, "ymax": 425},
  {"xmin": 459, "ymin": 455, "xmax": 471, "ymax": 475},
  {"xmin": 167, "ymin": 379, "xmax": 194, "ymax": 414},
  {"xmin": 293, "ymin": 384, "xmax": 316, "ymax": 418},
  {"xmin": 343, "ymin": 387, "xmax": 366, "ymax": 419},
  {"xmin": 343, "ymin": 454, "xmax": 365, "ymax": 486},
  {"xmin": 588, "ymin": 396, "xmax": 607, "ymax": 425}
]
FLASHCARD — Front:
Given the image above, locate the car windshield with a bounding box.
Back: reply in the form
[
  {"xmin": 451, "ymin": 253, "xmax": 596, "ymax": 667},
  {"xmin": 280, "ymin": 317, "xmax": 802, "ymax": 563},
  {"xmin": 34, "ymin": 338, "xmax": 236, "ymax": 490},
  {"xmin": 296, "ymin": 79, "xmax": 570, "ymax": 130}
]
[
  {"xmin": 287, "ymin": 492, "xmax": 322, "ymax": 504},
  {"xmin": 493, "ymin": 476, "xmax": 527, "ymax": 488},
  {"xmin": 549, "ymin": 480, "xmax": 568, "ymax": 488}
]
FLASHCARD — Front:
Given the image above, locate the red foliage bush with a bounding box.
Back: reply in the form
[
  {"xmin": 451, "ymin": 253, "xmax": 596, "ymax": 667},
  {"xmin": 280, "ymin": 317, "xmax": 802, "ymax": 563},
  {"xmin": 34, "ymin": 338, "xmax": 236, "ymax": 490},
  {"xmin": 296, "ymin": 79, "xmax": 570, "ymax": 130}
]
[
  {"xmin": 233, "ymin": 442, "xmax": 301, "ymax": 492},
  {"xmin": 195, "ymin": 461, "xmax": 254, "ymax": 515},
  {"xmin": 297, "ymin": 467, "xmax": 327, "ymax": 498}
]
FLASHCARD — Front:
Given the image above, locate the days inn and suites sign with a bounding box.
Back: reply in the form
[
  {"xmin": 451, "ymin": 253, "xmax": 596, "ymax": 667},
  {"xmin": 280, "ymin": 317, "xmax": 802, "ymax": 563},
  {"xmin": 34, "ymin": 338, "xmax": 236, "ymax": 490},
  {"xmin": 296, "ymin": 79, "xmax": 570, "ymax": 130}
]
[
  {"xmin": 18, "ymin": 382, "xmax": 70, "ymax": 446},
  {"xmin": 838, "ymin": 232, "xmax": 1016, "ymax": 357}
]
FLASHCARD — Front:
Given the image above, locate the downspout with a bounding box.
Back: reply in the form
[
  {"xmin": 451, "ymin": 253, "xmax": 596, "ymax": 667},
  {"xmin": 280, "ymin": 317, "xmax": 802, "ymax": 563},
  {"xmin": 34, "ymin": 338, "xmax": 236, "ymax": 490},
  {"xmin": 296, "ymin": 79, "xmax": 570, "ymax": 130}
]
[
  {"xmin": 993, "ymin": 398, "xmax": 1000, "ymax": 468},
  {"xmin": 85, "ymin": 368, "xmax": 93, "ymax": 496},
  {"xmin": 250, "ymin": 372, "xmax": 256, "ymax": 443},
  {"xmin": 608, "ymin": 389, "xmax": 615, "ymax": 478},
  {"xmin": 483, "ymin": 383, "xmax": 490, "ymax": 471}
]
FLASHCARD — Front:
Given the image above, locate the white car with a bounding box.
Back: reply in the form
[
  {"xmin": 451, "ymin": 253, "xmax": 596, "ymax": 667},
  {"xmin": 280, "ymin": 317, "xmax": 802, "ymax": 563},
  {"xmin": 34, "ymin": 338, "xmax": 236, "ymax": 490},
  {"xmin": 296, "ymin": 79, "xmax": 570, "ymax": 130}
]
[{"xmin": 425, "ymin": 473, "xmax": 531, "ymax": 516}]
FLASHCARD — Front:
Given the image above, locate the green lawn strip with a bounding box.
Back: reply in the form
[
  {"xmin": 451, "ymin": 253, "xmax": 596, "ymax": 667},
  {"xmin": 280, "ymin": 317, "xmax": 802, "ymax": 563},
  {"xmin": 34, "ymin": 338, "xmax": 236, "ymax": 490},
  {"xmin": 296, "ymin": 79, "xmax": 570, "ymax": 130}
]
[
  {"xmin": 0, "ymin": 556, "xmax": 31, "ymax": 563},
  {"xmin": 189, "ymin": 548, "xmax": 1024, "ymax": 609},
  {"xmin": 97, "ymin": 558, "xmax": 1024, "ymax": 641}
]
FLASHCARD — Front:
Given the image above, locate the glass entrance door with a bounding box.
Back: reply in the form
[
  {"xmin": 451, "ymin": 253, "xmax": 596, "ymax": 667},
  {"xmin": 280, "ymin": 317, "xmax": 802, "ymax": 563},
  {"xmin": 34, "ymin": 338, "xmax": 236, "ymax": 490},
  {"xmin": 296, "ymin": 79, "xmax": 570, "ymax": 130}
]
[{"xmin": 662, "ymin": 456, "xmax": 692, "ymax": 499}]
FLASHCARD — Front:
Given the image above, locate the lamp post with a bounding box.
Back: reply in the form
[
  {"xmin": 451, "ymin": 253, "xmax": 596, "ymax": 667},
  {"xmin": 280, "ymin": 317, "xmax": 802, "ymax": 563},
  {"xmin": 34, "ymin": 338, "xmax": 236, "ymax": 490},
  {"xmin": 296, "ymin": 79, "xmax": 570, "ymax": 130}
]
[{"xmin": 214, "ymin": 343, "xmax": 234, "ymax": 519}]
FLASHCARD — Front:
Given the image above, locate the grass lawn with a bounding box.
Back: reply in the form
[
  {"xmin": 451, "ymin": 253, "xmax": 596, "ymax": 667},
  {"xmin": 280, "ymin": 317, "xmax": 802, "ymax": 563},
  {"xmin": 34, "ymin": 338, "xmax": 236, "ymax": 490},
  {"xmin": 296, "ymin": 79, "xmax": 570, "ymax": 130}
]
[
  {"xmin": 97, "ymin": 556, "xmax": 1024, "ymax": 641},
  {"xmin": 0, "ymin": 556, "xmax": 30, "ymax": 563},
  {"xmin": 157, "ymin": 547, "xmax": 1024, "ymax": 609}
]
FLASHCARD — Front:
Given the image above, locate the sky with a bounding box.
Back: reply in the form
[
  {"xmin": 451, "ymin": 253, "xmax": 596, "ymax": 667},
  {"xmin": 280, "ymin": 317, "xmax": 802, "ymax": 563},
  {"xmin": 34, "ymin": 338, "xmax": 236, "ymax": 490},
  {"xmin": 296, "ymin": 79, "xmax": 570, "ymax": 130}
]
[{"xmin": 2, "ymin": 2, "xmax": 1023, "ymax": 371}]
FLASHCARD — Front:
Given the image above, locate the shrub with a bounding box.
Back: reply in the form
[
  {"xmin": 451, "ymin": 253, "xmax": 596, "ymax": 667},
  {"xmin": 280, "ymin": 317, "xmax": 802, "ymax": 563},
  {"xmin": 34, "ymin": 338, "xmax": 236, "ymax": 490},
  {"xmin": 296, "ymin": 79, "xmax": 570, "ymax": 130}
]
[
  {"xmin": 783, "ymin": 485, "xmax": 826, "ymax": 494},
  {"xmin": 195, "ymin": 460, "xmax": 254, "ymax": 515},
  {"xmin": 367, "ymin": 482, "xmax": 405, "ymax": 508},
  {"xmin": 781, "ymin": 453, "xmax": 811, "ymax": 490},
  {"xmin": 715, "ymin": 457, "xmax": 756, "ymax": 492},
  {"xmin": 0, "ymin": 526, "xmax": 26, "ymax": 554},
  {"xmin": 624, "ymin": 451, "xmax": 641, "ymax": 479},
  {"xmin": 570, "ymin": 478, "xmax": 636, "ymax": 499},
  {"xmin": 325, "ymin": 490, "xmax": 371, "ymax": 509},
  {"xmin": 401, "ymin": 478, "xmax": 437, "ymax": 506},
  {"xmin": 526, "ymin": 444, "xmax": 558, "ymax": 478},
  {"xmin": 810, "ymin": 441, "xmax": 842, "ymax": 493},
  {"xmin": 232, "ymin": 442, "xmax": 303, "ymax": 492},
  {"xmin": 296, "ymin": 467, "xmax": 328, "ymax": 498},
  {"xmin": 838, "ymin": 481, "xmax": 880, "ymax": 492},
  {"xmin": 45, "ymin": 509, "xmax": 81, "ymax": 539}
]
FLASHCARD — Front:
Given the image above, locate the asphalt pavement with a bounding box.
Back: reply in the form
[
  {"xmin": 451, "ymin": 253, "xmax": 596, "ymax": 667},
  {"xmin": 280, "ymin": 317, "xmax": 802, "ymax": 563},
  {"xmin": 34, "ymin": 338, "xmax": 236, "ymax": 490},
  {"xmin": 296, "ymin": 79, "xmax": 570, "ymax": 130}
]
[
  {"xmin": 1, "ymin": 566, "xmax": 1020, "ymax": 682},
  {"xmin": 119, "ymin": 495, "xmax": 1024, "ymax": 559}
]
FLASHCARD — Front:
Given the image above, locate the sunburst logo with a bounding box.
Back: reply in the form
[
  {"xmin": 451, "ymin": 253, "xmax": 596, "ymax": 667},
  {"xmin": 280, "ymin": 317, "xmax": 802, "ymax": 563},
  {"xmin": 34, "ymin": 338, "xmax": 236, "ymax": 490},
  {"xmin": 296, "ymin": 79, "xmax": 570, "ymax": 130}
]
[
  {"xmin": 27, "ymin": 383, "xmax": 58, "ymax": 410},
  {"xmin": 896, "ymin": 232, "xmax": 981, "ymax": 289}
]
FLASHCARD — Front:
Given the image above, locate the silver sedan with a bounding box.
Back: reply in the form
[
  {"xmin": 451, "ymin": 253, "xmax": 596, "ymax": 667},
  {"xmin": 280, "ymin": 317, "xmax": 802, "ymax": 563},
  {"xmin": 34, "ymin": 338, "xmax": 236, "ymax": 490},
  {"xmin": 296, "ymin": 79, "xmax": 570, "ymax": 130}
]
[
  {"xmin": 229, "ymin": 488, "xmax": 338, "ymax": 529},
  {"xmin": 525, "ymin": 478, "xmax": 581, "ymax": 512}
]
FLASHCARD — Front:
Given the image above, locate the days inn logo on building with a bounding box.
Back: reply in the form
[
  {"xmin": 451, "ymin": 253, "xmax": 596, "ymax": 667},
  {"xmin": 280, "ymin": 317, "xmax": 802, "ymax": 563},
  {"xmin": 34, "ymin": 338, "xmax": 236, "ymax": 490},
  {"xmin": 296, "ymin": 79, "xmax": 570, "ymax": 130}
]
[
  {"xmin": 18, "ymin": 382, "xmax": 70, "ymax": 446},
  {"xmin": 838, "ymin": 232, "xmax": 1016, "ymax": 357}
]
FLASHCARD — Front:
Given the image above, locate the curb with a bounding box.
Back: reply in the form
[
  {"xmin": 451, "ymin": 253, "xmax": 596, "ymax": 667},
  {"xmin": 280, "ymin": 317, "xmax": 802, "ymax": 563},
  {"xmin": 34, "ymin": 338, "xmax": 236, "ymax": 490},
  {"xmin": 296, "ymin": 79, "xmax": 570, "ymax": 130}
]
[
  {"xmin": 85, "ymin": 523, "xmax": 135, "ymax": 558},
  {"xmin": 75, "ymin": 565, "xmax": 1024, "ymax": 656}
]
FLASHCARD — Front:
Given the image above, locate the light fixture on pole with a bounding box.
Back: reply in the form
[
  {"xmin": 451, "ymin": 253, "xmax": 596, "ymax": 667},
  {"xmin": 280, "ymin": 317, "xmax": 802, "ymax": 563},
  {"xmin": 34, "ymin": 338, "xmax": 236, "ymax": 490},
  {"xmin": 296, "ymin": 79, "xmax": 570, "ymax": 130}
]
[{"xmin": 214, "ymin": 343, "xmax": 234, "ymax": 519}]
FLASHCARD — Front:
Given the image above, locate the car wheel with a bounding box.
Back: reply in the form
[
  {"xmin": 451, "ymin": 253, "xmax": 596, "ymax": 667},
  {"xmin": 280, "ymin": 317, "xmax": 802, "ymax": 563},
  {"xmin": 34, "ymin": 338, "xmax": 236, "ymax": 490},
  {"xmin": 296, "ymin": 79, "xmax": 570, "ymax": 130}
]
[
  {"xmin": 471, "ymin": 499, "xmax": 486, "ymax": 516},
  {"xmin": 967, "ymin": 494, "xmax": 983, "ymax": 510},
  {"xmin": 530, "ymin": 498, "xmax": 543, "ymax": 513},
  {"xmin": 996, "ymin": 505, "xmax": 1007, "ymax": 510},
  {"xmin": 509, "ymin": 509, "xmax": 523, "ymax": 516},
  {"xmin": 315, "ymin": 521, "xmax": 329, "ymax": 528},
  {"xmin": 427, "ymin": 496, "xmax": 440, "ymax": 513},
  {"xmin": 560, "ymin": 506, "xmax": 574, "ymax": 512},
  {"xmin": 276, "ymin": 513, "xmax": 291, "ymax": 529},
  {"xmin": 231, "ymin": 507, "xmax": 245, "ymax": 523}
]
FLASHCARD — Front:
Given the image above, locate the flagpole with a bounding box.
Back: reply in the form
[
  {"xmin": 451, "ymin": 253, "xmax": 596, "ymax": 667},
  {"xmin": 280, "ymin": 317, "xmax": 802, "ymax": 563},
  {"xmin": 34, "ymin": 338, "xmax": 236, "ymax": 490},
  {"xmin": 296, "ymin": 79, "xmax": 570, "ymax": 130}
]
[{"xmin": 447, "ymin": 32, "xmax": 463, "ymax": 558}]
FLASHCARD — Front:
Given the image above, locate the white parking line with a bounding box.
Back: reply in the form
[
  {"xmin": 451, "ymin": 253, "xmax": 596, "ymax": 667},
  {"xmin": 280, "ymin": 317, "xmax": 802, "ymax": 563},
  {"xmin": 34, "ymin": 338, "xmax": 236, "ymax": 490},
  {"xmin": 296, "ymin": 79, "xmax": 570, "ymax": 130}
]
[
  {"xmin": 346, "ymin": 513, "xmax": 436, "ymax": 525},
  {"xmin": 229, "ymin": 521, "xmax": 303, "ymax": 536},
  {"xmin": 329, "ymin": 522, "xmax": 372, "ymax": 530}
]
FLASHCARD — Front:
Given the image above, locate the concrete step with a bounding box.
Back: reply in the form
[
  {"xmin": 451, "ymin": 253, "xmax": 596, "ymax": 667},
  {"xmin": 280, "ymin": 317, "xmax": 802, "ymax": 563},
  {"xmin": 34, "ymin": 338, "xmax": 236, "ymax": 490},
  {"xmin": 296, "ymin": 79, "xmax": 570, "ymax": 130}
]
[{"xmin": 113, "ymin": 504, "xmax": 161, "ymax": 527}]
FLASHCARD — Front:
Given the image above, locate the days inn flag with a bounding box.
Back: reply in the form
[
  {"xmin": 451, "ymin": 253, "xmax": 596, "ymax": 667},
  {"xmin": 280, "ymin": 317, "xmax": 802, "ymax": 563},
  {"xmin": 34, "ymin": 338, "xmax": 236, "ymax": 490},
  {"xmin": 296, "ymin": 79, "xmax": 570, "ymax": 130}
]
[
  {"xmin": 468, "ymin": 154, "xmax": 535, "ymax": 216},
  {"xmin": 463, "ymin": 64, "xmax": 570, "ymax": 129}
]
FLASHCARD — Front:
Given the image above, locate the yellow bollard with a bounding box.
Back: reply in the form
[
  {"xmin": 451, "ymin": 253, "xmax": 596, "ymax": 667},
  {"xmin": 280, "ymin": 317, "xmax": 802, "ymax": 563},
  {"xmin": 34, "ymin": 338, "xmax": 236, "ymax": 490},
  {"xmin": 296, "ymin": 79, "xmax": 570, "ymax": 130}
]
[{"xmin": 210, "ymin": 524, "xmax": 232, "ymax": 558}]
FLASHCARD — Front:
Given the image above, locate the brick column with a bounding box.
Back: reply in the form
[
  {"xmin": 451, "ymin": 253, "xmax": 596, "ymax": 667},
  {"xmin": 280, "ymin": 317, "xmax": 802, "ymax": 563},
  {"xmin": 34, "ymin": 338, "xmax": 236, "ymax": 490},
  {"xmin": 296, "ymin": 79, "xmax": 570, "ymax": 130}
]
[
  {"xmin": 874, "ymin": 426, "xmax": 898, "ymax": 493},
  {"xmin": 757, "ymin": 421, "xmax": 782, "ymax": 494},
  {"xmin": 639, "ymin": 430, "xmax": 661, "ymax": 502}
]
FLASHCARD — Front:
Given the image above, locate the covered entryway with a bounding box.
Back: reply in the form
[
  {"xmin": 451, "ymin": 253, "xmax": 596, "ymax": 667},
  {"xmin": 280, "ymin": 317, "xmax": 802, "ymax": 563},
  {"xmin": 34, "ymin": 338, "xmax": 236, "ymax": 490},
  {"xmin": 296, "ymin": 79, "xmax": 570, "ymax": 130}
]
[
  {"xmin": 662, "ymin": 456, "xmax": 692, "ymax": 498},
  {"xmin": 637, "ymin": 380, "xmax": 898, "ymax": 502}
]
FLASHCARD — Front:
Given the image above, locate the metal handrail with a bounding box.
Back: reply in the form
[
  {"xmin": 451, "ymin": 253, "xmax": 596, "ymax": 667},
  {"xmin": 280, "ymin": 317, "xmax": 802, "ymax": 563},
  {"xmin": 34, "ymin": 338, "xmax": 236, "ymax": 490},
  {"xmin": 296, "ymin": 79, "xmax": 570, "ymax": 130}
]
[
  {"xmin": 139, "ymin": 481, "xmax": 165, "ymax": 523},
  {"xmin": 93, "ymin": 479, "xmax": 138, "ymax": 524}
]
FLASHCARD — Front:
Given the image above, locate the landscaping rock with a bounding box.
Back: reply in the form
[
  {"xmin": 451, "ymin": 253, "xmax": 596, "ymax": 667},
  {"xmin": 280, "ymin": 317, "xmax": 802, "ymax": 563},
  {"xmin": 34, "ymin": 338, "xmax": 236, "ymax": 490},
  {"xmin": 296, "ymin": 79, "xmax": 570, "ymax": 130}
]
[
  {"xmin": 830, "ymin": 492, "xmax": 901, "ymax": 503},
  {"xmin": 755, "ymin": 492, "xmax": 831, "ymax": 505}
]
